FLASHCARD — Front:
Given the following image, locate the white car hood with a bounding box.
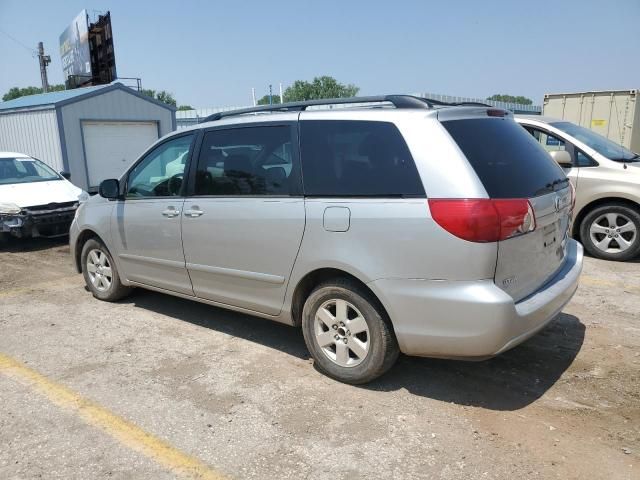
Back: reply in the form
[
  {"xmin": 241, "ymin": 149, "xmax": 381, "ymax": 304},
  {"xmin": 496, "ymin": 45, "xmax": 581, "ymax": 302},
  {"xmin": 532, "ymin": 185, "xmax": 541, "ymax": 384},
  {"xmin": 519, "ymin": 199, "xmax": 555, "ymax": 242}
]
[{"xmin": 0, "ymin": 179, "xmax": 83, "ymax": 208}]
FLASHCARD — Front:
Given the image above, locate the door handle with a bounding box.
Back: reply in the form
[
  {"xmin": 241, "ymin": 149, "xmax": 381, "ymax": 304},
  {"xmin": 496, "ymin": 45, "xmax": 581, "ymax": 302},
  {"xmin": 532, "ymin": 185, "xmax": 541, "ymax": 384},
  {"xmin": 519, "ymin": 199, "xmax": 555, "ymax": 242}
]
[
  {"xmin": 184, "ymin": 206, "xmax": 204, "ymax": 218},
  {"xmin": 161, "ymin": 207, "xmax": 180, "ymax": 218}
]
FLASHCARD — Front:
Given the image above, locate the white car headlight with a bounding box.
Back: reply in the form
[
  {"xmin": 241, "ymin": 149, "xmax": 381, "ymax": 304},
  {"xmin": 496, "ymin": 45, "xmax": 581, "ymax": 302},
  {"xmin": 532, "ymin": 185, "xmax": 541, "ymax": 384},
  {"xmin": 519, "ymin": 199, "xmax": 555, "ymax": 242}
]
[
  {"xmin": 0, "ymin": 202, "xmax": 21, "ymax": 215},
  {"xmin": 78, "ymin": 191, "xmax": 90, "ymax": 203}
]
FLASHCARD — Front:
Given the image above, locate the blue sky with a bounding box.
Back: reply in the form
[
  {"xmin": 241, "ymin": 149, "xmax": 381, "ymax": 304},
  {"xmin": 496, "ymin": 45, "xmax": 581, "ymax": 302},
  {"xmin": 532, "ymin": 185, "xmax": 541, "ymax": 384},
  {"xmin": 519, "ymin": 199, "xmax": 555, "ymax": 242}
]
[{"xmin": 1, "ymin": 0, "xmax": 639, "ymax": 108}]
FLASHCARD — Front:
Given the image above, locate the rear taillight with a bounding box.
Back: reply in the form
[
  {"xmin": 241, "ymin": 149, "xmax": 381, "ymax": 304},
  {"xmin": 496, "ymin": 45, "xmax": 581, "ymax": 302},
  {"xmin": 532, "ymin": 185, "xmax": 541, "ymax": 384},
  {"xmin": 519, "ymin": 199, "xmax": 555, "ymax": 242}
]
[{"xmin": 428, "ymin": 199, "xmax": 536, "ymax": 243}]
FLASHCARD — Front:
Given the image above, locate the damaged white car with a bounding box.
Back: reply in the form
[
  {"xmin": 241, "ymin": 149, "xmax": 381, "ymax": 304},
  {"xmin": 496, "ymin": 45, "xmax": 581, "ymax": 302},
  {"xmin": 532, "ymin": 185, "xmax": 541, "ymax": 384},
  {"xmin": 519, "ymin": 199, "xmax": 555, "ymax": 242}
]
[{"xmin": 0, "ymin": 152, "xmax": 88, "ymax": 242}]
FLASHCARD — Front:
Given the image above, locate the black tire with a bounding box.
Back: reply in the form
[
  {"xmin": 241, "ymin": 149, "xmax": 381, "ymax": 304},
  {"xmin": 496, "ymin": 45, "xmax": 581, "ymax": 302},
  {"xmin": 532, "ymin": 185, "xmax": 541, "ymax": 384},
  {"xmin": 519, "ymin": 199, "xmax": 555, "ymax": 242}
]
[
  {"xmin": 579, "ymin": 203, "xmax": 640, "ymax": 261},
  {"xmin": 301, "ymin": 278, "xmax": 399, "ymax": 384},
  {"xmin": 81, "ymin": 238, "xmax": 132, "ymax": 301}
]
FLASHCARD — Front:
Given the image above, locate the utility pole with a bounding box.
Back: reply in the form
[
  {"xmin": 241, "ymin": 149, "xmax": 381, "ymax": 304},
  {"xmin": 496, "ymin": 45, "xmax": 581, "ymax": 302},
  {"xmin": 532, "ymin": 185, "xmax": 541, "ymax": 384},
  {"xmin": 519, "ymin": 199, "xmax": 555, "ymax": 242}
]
[
  {"xmin": 269, "ymin": 84, "xmax": 273, "ymax": 105},
  {"xmin": 37, "ymin": 42, "xmax": 51, "ymax": 93},
  {"xmin": 279, "ymin": 83, "xmax": 284, "ymax": 104}
]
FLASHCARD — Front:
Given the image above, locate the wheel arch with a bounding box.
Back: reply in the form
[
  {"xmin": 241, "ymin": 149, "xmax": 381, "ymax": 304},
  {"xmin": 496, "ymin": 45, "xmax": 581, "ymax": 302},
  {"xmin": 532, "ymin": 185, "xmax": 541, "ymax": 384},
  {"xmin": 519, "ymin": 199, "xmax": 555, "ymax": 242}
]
[
  {"xmin": 74, "ymin": 228, "xmax": 103, "ymax": 273},
  {"xmin": 290, "ymin": 268, "xmax": 393, "ymax": 331},
  {"xmin": 573, "ymin": 197, "xmax": 640, "ymax": 238}
]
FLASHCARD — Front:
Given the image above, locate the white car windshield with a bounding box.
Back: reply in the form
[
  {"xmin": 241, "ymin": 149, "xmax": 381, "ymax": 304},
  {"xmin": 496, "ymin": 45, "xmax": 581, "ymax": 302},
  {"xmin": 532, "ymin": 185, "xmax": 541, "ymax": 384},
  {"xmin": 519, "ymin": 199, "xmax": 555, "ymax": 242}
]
[
  {"xmin": 551, "ymin": 121, "xmax": 639, "ymax": 162},
  {"xmin": 0, "ymin": 157, "xmax": 61, "ymax": 185}
]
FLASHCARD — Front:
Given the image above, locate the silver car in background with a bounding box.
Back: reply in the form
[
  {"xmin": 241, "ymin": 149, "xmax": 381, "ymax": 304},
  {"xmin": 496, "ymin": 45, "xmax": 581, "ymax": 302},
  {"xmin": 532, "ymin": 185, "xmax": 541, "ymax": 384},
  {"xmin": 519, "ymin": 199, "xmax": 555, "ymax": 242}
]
[
  {"xmin": 516, "ymin": 115, "xmax": 640, "ymax": 261},
  {"xmin": 70, "ymin": 96, "xmax": 583, "ymax": 384}
]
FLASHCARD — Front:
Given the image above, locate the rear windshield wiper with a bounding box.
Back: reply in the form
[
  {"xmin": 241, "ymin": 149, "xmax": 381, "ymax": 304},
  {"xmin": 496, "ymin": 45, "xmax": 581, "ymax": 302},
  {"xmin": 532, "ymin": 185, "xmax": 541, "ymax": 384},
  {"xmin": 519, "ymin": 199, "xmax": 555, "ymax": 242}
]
[{"xmin": 534, "ymin": 178, "xmax": 569, "ymax": 196}]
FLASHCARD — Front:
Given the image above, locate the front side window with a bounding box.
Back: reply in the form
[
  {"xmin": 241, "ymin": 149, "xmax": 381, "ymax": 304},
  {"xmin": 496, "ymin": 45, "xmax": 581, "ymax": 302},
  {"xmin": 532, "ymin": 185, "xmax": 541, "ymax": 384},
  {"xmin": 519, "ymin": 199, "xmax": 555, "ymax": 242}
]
[
  {"xmin": 525, "ymin": 127, "xmax": 568, "ymax": 153},
  {"xmin": 194, "ymin": 126, "xmax": 296, "ymax": 196},
  {"xmin": 576, "ymin": 150, "xmax": 597, "ymax": 167},
  {"xmin": 126, "ymin": 134, "xmax": 194, "ymax": 197},
  {"xmin": 0, "ymin": 157, "xmax": 60, "ymax": 185},
  {"xmin": 299, "ymin": 120, "xmax": 425, "ymax": 197}
]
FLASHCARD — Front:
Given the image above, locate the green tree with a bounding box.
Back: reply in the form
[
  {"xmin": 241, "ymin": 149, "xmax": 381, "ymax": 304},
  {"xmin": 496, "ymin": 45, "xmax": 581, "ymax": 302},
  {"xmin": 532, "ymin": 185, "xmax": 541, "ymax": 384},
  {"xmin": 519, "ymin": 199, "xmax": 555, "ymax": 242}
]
[
  {"xmin": 141, "ymin": 89, "xmax": 177, "ymax": 106},
  {"xmin": 487, "ymin": 94, "xmax": 533, "ymax": 105},
  {"xmin": 284, "ymin": 76, "xmax": 359, "ymax": 102},
  {"xmin": 177, "ymin": 105, "xmax": 194, "ymax": 111},
  {"xmin": 256, "ymin": 94, "xmax": 282, "ymax": 105},
  {"xmin": 2, "ymin": 84, "xmax": 65, "ymax": 101}
]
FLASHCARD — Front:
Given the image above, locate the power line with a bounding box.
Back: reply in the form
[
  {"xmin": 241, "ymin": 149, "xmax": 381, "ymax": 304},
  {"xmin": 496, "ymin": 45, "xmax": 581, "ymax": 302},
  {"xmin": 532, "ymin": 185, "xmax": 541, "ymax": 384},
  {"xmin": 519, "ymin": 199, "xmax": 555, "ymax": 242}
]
[{"xmin": 0, "ymin": 27, "xmax": 37, "ymax": 56}]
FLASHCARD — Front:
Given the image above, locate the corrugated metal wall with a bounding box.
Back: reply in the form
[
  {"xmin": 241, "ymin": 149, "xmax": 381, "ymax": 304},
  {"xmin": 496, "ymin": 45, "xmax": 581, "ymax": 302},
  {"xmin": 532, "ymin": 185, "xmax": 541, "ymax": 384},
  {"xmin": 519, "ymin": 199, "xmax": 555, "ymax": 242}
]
[
  {"xmin": 0, "ymin": 109, "xmax": 64, "ymax": 170},
  {"xmin": 414, "ymin": 92, "xmax": 541, "ymax": 114},
  {"xmin": 60, "ymin": 88, "xmax": 175, "ymax": 190},
  {"xmin": 543, "ymin": 91, "xmax": 639, "ymax": 151}
]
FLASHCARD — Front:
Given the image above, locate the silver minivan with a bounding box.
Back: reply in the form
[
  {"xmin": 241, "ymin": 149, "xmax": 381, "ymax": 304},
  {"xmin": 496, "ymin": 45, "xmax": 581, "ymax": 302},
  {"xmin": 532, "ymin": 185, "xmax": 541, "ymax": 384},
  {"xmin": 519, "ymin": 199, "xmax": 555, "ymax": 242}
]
[{"xmin": 70, "ymin": 96, "xmax": 583, "ymax": 384}]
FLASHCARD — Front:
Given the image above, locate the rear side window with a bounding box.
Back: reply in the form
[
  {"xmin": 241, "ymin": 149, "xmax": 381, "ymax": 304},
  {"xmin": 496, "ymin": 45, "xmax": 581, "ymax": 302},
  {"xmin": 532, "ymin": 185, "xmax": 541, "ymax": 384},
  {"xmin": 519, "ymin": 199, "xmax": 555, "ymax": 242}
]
[
  {"xmin": 194, "ymin": 126, "xmax": 298, "ymax": 196},
  {"xmin": 443, "ymin": 118, "xmax": 567, "ymax": 198},
  {"xmin": 300, "ymin": 120, "xmax": 425, "ymax": 197}
]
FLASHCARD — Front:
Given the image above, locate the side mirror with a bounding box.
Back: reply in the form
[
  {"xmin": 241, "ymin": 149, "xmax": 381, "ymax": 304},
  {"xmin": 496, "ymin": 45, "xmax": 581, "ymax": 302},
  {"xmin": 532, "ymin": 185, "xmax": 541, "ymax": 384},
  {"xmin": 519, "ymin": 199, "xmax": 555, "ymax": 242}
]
[
  {"xmin": 99, "ymin": 179, "xmax": 120, "ymax": 199},
  {"xmin": 60, "ymin": 171, "xmax": 71, "ymax": 179},
  {"xmin": 550, "ymin": 150, "xmax": 572, "ymax": 168}
]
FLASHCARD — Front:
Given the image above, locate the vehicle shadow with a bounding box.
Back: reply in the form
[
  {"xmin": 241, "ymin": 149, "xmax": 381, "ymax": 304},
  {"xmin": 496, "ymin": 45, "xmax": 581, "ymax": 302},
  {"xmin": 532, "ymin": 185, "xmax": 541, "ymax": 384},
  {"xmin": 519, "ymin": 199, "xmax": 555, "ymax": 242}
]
[
  {"xmin": 128, "ymin": 290, "xmax": 584, "ymax": 411},
  {"xmin": 0, "ymin": 236, "xmax": 69, "ymax": 253},
  {"xmin": 127, "ymin": 290, "xmax": 310, "ymax": 360},
  {"xmin": 365, "ymin": 312, "xmax": 585, "ymax": 410}
]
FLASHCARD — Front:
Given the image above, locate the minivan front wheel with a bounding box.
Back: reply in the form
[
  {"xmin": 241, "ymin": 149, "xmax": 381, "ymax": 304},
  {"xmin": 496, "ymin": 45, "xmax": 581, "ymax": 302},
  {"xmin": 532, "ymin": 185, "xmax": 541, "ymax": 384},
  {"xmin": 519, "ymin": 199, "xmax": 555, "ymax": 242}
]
[
  {"xmin": 580, "ymin": 204, "xmax": 640, "ymax": 261},
  {"xmin": 302, "ymin": 280, "xmax": 399, "ymax": 384},
  {"xmin": 81, "ymin": 238, "xmax": 131, "ymax": 301}
]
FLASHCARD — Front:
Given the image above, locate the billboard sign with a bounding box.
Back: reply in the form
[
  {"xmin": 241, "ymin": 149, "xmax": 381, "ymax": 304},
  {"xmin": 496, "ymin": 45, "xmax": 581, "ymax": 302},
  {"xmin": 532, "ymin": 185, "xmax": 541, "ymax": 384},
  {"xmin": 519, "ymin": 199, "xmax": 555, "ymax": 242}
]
[{"xmin": 59, "ymin": 10, "xmax": 92, "ymax": 83}]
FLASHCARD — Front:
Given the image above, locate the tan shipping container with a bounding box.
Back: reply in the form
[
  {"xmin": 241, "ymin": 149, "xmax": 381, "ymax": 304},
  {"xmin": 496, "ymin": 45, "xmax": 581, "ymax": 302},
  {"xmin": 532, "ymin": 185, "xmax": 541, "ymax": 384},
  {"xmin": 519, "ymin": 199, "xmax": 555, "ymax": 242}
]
[{"xmin": 542, "ymin": 90, "xmax": 640, "ymax": 153}]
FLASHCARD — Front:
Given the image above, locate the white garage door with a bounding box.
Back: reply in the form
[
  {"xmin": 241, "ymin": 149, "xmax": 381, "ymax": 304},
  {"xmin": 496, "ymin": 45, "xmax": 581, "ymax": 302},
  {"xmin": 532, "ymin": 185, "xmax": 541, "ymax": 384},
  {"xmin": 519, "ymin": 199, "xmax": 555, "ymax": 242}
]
[{"xmin": 83, "ymin": 121, "xmax": 159, "ymax": 188}]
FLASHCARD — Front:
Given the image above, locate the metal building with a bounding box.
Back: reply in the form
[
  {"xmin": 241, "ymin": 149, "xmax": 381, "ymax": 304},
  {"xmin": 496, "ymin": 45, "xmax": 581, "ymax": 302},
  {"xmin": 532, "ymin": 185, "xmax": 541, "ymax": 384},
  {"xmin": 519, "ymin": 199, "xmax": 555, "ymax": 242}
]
[
  {"xmin": 0, "ymin": 83, "xmax": 176, "ymax": 191},
  {"xmin": 543, "ymin": 89, "xmax": 639, "ymax": 152}
]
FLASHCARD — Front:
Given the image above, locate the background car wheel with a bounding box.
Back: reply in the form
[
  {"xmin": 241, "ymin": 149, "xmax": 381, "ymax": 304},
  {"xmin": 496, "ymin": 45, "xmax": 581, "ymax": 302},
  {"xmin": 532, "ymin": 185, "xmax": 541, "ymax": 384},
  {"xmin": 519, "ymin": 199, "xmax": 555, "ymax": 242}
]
[
  {"xmin": 579, "ymin": 203, "xmax": 640, "ymax": 261},
  {"xmin": 301, "ymin": 279, "xmax": 399, "ymax": 384},
  {"xmin": 81, "ymin": 238, "xmax": 132, "ymax": 301}
]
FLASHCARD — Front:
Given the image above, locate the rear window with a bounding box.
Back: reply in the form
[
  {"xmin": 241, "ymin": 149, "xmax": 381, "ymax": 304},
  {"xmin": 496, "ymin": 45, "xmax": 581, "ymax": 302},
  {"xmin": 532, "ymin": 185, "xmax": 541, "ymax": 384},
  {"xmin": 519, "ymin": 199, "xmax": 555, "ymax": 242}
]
[
  {"xmin": 443, "ymin": 118, "xmax": 568, "ymax": 198},
  {"xmin": 300, "ymin": 120, "xmax": 425, "ymax": 197}
]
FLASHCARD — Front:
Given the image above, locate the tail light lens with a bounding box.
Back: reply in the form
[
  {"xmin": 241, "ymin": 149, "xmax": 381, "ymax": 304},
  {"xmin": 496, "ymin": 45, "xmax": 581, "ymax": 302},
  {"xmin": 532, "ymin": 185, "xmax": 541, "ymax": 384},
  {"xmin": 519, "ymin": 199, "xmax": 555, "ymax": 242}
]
[{"xmin": 428, "ymin": 199, "xmax": 536, "ymax": 243}]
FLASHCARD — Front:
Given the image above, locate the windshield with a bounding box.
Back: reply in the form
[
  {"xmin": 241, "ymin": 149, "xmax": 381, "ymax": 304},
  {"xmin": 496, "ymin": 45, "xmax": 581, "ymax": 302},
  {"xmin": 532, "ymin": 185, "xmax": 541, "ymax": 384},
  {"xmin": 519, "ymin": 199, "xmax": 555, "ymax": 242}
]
[
  {"xmin": 0, "ymin": 157, "xmax": 61, "ymax": 185},
  {"xmin": 550, "ymin": 121, "xmax": 639, "ymax": 162}
]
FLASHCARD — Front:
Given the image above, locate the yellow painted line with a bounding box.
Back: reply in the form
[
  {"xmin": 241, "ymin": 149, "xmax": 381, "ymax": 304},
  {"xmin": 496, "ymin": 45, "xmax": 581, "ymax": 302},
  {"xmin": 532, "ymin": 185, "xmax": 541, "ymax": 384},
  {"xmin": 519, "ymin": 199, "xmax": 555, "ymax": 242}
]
[{"xmin": 0, "ymin": 353, "xmax": 227, "ymax": 480}]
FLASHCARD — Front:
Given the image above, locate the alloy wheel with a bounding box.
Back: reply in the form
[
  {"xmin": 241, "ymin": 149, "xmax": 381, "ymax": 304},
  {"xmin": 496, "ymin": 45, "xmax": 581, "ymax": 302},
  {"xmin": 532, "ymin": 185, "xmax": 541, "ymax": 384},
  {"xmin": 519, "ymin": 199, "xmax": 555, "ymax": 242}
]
[
  {"xmin": 589, "ymin": 212, "xmax": 637, "ymax": 254},
  {"xmin": 86, "ymin": 249, "xmax": 113, "ymax": 292},
  {"xmin": 314, "ymin": 299, "xmax": 370, "ymax": 367}
]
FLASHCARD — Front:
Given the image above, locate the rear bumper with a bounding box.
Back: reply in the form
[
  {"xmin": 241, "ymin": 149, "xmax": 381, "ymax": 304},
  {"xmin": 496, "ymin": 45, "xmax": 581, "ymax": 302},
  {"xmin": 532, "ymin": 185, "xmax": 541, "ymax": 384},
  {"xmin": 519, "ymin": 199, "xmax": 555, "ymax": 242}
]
[{"xmin": 369, "ymin": 239, "xmax": 583, "ymax": 358}]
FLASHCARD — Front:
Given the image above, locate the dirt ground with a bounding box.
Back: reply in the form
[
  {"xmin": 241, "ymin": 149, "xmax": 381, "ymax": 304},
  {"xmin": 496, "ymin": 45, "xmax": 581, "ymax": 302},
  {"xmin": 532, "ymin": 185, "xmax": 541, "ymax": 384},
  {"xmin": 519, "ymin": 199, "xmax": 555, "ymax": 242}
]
[{"xmin": 0, "ymin": 238, "xmax": 638, "ymax": 480}]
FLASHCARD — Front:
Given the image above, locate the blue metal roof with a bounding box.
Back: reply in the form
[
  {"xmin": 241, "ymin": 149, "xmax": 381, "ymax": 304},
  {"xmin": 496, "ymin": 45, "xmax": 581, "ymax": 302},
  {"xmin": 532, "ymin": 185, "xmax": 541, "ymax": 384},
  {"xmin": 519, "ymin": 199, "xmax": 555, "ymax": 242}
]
[{"xmin": 0, "ymin": 84, "xmax": 111, "ymax": 111}]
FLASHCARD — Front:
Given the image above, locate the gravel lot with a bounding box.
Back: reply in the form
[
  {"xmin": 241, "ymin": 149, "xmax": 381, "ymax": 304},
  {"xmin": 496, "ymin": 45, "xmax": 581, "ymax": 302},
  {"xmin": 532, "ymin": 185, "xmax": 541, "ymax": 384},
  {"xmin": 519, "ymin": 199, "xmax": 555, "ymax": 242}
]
[{"xmin": 0, "ymin": 238, "xmax": 638, "ymax": 480}]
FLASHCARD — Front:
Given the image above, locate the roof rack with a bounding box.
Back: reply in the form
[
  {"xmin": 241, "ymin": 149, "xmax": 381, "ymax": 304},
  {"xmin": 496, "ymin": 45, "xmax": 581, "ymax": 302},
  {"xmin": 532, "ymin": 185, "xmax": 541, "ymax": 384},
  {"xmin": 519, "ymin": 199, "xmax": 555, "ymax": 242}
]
[
  {"xmin": 200, "ymin": 95, "xmax": 434, "ymax": 122},
  {"xmin": 421, "ymin": 98, "xmax": 492, "ymax": 107}
]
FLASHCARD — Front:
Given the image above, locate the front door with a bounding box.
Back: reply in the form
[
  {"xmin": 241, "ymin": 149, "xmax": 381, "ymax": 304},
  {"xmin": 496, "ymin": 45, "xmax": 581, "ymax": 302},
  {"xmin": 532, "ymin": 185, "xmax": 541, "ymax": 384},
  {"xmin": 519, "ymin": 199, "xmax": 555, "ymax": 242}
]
[
  {"xmin": 181, "ymin": 123, "xmax": 305, "ymax": 315},
  {"xmin": 112, "ymin": 133, "xmax": 196, "ymax": 295}
]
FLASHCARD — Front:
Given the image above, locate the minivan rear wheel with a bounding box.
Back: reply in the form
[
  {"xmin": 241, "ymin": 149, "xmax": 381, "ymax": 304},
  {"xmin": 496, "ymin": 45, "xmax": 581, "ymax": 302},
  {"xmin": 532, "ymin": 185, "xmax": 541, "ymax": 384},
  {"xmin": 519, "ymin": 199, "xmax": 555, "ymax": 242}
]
[
  {"xmin": 579, "ymin": 203, "xmax": 640, "ymax": 261},
  {"xmin": 81, "ymin": 238, "xmax": 132, "ymax": 301},
  {"xmin": 301, "ymin": 279, "xmax": 399, "ymax": 384}
]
